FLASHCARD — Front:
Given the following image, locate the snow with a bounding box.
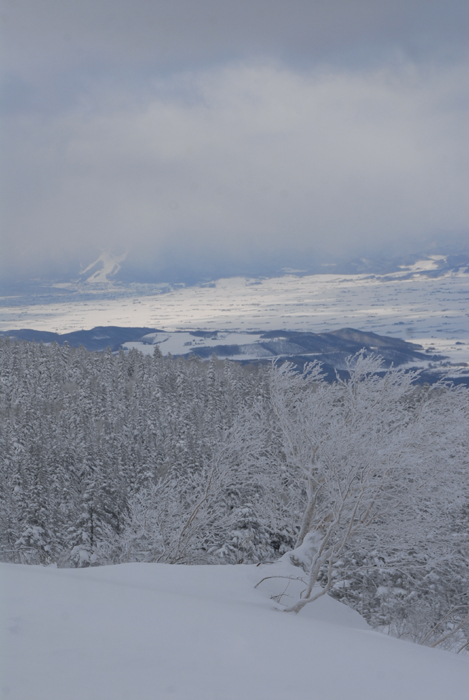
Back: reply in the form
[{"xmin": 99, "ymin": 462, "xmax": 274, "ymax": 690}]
[
  {"xmin": 1, "ymin": 268, "xmax": 468, "ymax": 362},
  {"xmin": 123, "ymin": 331, "xmax": 265, "ymax": 357},
  {"xmin": 397, "ymin": 255, "xmax": 447, "ymax": 274},
  {"xmin": 79, "ymin": 251, "xmax": 129, "ymax": 286},
  {"xmin": 2, "ymin": 559, "xmax": 468, "ymax": 700}
]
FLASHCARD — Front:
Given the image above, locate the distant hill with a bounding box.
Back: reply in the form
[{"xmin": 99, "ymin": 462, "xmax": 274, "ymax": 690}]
[
  {"xmin": 0, "ymin": 326, "xmax": 158, "ymax": 352},
  {"xmin": 1, "ymin": 325, "xmax": 457, "ymax": 384}
]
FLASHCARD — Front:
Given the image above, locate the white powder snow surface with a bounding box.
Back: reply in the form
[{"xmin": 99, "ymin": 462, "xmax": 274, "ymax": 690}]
[{"xmin": 1, "ymin": 559, "xmax": 468, "ymax": 700}]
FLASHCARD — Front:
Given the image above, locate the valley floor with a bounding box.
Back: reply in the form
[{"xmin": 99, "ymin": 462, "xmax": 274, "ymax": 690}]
[{"xmin": 1, "ymin": 269, "xmax": 468, "ymax": 364}]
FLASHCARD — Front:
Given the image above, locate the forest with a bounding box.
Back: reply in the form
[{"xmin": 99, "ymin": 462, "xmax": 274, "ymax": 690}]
[{"xmin": 0, "ymin": 336, "xmax": 468, "ymax": 651}]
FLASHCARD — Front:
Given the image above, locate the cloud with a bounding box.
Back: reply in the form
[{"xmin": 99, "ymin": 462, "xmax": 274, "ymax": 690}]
[
  {"xmin": 1, "ymin": 1, "xmax": 468, "ymax": 279},
  {"xmin": 2, "ymin": 0, "xmax": 466, "ymax": 78},
  {"xmin": 1, "ymin": 59, "xmax": 468, "ymax": 277}
]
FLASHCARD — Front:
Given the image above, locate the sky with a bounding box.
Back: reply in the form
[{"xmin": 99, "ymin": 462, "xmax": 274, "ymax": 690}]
[{"xmin": 1, "ymin": 1, "xmax": 468, "ymax": 282}]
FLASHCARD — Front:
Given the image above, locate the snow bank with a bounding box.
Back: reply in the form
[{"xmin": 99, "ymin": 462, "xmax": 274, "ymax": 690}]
[{"xmin": 1, "ymin": 561, "xmax": 468, "ymax": 700}]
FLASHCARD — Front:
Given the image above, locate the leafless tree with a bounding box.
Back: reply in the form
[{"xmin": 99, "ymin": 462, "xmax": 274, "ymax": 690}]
[{"xmin": 266, "ymin": 353, "xmax": 468, "ymax": 614}]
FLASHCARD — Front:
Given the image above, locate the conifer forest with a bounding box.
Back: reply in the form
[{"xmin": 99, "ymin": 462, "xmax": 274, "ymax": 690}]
[{"xmin": 1, "ymin": 336, "xmax": 468, "ymax": 650}]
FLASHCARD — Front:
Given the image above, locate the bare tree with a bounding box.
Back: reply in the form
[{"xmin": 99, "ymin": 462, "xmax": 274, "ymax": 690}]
[{"xmin": 266, "ymin": 353, "xmax": 468, "ymax": 614}]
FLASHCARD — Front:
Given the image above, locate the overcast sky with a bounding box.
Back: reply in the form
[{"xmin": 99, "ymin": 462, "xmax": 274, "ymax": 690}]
[{"xmin": 1, "ymin": 1, "xmax": 468, "ymax": 280}]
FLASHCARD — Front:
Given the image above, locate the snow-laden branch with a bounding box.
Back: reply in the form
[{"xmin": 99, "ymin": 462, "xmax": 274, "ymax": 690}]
[{"xmin": 265, "ymin": 352, "xmax": 468, "ymax": 615}]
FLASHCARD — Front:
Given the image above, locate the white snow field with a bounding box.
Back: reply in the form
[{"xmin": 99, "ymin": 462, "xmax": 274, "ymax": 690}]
[
  {"xmin": 1, "ymin": 263, "xmax": 468, "ymax": 363},
  {"xmin": 2, "ymin": 559, "xmax": 468, "ymax": 700}
]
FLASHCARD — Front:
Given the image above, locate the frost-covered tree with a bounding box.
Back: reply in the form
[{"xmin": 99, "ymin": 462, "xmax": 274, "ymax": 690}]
[
  {"xmin": 118, "ymin": 404, "xmax": 285, "ymax": 564},
  {"xmin": 265, "ymin": 353, "xmax": 468, "ymax": 617},
  {"xmin": 0, "ymin": 337, "xmax": 274, "ymax": 565},
  {"xmin": 1, "ymin": 337, "xmax": 467, "ymax": 649}
]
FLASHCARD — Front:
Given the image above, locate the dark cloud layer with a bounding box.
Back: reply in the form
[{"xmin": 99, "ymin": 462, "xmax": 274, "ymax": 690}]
[
  {"xmin": 1, "ymin": 1, "xmax": 468, "ymax": 281},
  {"xmin": 2, "ymin": 0, "xmax": 467, "ymax": 73}
]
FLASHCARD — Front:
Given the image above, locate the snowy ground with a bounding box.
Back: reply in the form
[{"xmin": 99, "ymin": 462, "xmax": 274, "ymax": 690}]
[
  {"xmin": 1, "ymin": 559, "xmax": 468, "ymax": 700},
  {"xmin": 123, "ymin": 331, "xmax": 269, "ymax": 360},
  {"xmin": 1, "ymin": 267, "xmax": 468, "ymax": 363}
]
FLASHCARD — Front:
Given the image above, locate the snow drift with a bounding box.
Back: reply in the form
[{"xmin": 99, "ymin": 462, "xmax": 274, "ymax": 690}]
[{"xmin": 1, "ymin": 560, "xmax": 468, "ymax": 700}]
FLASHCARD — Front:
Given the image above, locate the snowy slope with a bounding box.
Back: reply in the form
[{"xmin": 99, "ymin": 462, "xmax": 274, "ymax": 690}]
[
  {"xmin": 78, "ymin": 251, "xmax": 129, "ymax": 287},
  {"xmin": 2, "ymin": 560, "xmax": 468, "ymax": 700}
]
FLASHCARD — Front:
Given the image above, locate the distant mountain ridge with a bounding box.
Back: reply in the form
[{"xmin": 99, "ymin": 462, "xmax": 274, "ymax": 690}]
[
  {"xmin": 1, "ymin": 326, "xmax": 455, "ymax": 385},
  {"xmin": 1, "ymin": 248, "xmax": 467, "ymax": 297},
  {"xmin": 0, "ymin": 327, "xmax": 157, "ymax": 353},
  {"xmin": 66, "ymin": 249, "xmax": 469, "ymax": 288}
]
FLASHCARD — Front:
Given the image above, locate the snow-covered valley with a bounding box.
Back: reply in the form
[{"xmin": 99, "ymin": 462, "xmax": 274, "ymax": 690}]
[
  {"xmin": 2, "ymin": 559, "xmax": 468, "ymax": 700},
  {"xmin": 1, "ymin": 259, "xmax": 468, "ymax": 364}
]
